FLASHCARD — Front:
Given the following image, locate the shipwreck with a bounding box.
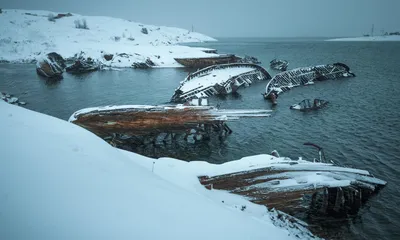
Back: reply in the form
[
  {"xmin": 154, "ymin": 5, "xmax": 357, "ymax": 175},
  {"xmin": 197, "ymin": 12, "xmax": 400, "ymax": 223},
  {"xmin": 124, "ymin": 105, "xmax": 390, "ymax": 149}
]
[
  {"xmin": 263, "ymin": 62, "xmax": 356, "ymax": 103},
  {"xmin": 171, "ymin": 63, "xmax": 272, "ymax": 103},
  {"xmin": 270, "ymin": 59, "xmax": 289, "ymax": 71},
  {"xmin": 69, "ymin": 101, "xmax": 271, "ymax": 150},
  {"xmin": 174, "ymin": 54, "xmax": 240, "ymax": 68},
  {"xmin": 198, "ymin": 143, "xmax": 386, "ymax": 237},
  {"xmin": 290, "ymin": 99, "xmax": 329, "ymax": 111}
]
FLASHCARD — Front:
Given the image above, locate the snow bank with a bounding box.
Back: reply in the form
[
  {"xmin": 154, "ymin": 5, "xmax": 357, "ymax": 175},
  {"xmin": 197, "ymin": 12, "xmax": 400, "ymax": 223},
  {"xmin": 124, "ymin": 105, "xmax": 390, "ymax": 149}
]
[
  {"xmin": 0, "ymin": 101, "xmax": 309, "ymax": 240},
  {"xmin": 326, "ymin": 35, "xmax": 400, "ymax": 42},
  {"xmin": 0, "ymin": 9, "xmax": 217, "ymax": 67}
]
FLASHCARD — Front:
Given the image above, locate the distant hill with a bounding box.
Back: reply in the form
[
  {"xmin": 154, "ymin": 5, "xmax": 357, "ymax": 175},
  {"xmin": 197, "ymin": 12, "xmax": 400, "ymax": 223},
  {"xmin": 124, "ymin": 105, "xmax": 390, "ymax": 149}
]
[{"xmin": 0, "ymin": 9, "xmax": 217, "ymax": 67}]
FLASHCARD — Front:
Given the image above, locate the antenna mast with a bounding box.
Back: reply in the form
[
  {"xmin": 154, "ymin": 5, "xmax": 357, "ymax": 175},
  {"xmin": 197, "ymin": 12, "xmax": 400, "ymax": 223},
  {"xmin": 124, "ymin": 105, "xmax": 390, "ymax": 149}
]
[{"xmin": 371, "ymin": 24, "xmax": 374, "ymax": 37}]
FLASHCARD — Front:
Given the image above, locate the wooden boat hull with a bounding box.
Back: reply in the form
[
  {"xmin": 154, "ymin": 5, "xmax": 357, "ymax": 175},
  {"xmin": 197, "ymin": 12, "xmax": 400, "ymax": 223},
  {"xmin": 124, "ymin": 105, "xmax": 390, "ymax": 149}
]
[{"xmin": 174, "ymin": 55, "xmax": 240, "ymax": 68}]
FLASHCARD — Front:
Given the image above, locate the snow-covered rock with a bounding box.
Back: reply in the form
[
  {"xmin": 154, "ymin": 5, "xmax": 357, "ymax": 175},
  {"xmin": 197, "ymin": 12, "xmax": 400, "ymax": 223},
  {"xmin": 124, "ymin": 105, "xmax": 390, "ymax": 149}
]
[
  {"xmin": 0, "ymin": 101, "xmax": 310, "ymax": 240},
  {"xmin": 0, "ymin": 9, "xmax": 217, "ymax": 67}
]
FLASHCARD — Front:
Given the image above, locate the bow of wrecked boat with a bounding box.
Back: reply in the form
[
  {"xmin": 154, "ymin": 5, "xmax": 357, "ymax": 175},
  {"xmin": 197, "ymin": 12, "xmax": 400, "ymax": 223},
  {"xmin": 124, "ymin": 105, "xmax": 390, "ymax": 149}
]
[
  {"xmin": 263, "ymin": 62, "xmax": 356, "ymax": 104},
  {"xmin": 171, "ymin": 63, "xmax": 272, "ymax": 103},
  {"xmin": 197, "ymin": 148, "xmax": 386, "ymax": 238},
  {"xmin": 69, "ymin": 103, "xmax": 272, "ymax": 155}
]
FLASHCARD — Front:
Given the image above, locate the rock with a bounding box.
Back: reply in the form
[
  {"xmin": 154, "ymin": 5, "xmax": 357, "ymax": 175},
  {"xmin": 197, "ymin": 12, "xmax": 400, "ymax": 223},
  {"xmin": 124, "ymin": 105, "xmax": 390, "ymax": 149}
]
[
  {"xmin": 36, "ymin": 52, "xmax": 65, "ymax": 79},
  {"xmin": 141, "ymin": 27, "xmax": 148, "ymax": 34},
  {"xmin": 103, "ymin": 54, "xmax": 113, "ymax": 61},
  {"xmin": 1, "ymin": 92, "xmax": 27, "ymax": 105},
  {"xmin": 145, "ymin": 58, "xmax": 155, "ymax": 67},
  {"xmin": 9, "ymin": 97, "xmax": 18, "ymax": 104}
]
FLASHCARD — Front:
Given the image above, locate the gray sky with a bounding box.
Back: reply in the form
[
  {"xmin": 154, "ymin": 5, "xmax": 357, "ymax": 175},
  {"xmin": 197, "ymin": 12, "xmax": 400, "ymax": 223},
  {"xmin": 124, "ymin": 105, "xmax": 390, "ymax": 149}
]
[{"xmin": 1, "ymin": 0, "xmax": 399, "ymax": 37}]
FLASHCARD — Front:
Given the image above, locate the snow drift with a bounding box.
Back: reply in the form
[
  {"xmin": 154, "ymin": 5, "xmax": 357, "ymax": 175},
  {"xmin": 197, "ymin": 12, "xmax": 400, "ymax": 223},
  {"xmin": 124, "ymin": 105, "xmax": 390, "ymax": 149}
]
[{"xmin": 0, "ymin": 101, "xmax": 311, "ymax": 239}]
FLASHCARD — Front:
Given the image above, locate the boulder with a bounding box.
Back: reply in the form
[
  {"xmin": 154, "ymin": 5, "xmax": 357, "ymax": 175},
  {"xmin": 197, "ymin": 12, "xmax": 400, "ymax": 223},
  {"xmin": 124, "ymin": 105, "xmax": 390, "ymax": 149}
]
[
  {"xmin": 141, "ymin": 27, "xmax": 148, "ymax": 34},
  {"xmin": 36, "ymin": 52, "xmax": 65, "ymax": 79},
  {"xmin": 103, "ymin": 54, "xmax": 113, "ymax": 61}
]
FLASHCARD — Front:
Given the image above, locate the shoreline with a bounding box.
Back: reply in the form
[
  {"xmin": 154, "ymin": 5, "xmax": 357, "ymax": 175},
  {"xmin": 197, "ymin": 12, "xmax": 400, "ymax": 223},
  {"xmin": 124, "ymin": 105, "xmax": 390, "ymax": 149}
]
[
  {"xmin": 326, "ymin": 35, "xmax": 400, "ymax": 42},
  {"xmin": 0, "ymin": 9, "xmax": 217, "ymax": 68}
]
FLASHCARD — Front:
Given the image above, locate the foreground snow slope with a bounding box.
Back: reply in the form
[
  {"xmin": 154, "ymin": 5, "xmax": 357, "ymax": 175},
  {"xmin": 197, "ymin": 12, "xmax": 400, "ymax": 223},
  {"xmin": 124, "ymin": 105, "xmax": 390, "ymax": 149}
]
[
  {"xmin": 0, "ymin": 9, "xmax": 217, "ymax": 67},
  {"xmin": 327, "ymin": 35, "xmax": 400, "ymax": 41},
  {"xmin": 0, "ymin": 101, "xmax": 300, "ymax": 240}
]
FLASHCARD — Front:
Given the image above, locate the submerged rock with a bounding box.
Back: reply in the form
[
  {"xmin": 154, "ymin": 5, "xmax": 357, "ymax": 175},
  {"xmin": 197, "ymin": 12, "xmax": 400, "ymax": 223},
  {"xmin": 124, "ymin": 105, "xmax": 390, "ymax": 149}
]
[
  {"xmin": 1, "ymin": 92, "xmax": 27, "ymax": 105},
  {"xmin": 36, "ymin": 52, "xmax": 66, "ymax": 79}
]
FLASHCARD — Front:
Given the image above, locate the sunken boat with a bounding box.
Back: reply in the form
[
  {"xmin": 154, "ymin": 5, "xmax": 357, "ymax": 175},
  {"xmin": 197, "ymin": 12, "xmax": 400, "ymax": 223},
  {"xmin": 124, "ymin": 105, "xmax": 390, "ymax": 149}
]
[
  {"xmin": 263, "ymin": 62, "xmax": 355, "ymax": 103},
  {"xmin": 171, "ymin": 63, "xmax": 272, "ymax": 103},
  {"xmin": 290, "ymin": 99, "xmax": 329, "ymax": 111},
  {"xmin": 270, "ymin": 59, "xmax": 289, "ymax": 71},
  {"xmin": 69, "ymin": 101, "xmax": 272, "ymax": 149},
  {"xmin": 198, "ymin": 143, "xmax": 386, "ymax": 237},
  {"xmin": 174, "ymin": 54, "xmax": 240, "ymax": 68},
  {"xmin": 66, "ymin": 58, "xmax": 101, "ymax": 74}
]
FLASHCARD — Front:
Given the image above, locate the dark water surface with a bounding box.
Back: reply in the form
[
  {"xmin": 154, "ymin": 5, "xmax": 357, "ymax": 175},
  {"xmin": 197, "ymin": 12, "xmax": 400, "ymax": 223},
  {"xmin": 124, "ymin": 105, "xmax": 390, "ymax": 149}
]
[{"xmin": 1, "ymin": 38, "xmax": 400, "ymax": 239}]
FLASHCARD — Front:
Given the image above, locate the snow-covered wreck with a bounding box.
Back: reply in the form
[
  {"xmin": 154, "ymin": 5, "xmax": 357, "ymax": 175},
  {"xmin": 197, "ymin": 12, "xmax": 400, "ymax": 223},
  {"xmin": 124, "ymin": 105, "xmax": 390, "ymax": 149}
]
[
  {"xmin": 198, "ymin": 146, "xmax": 386, "ymax": 237},
  {"xmin": 171, "ymin": 63, "xmax": 272, "ymax": 103},
  {"xmin": 263, "ymin": 62, "xmax": 356, "ymax": 103},
  {"xmin": 69, "ymin": 103, "xmax": 271, "ymax": 148},
  {"xmin": 174, "ymin": 54, "xmax": 240, "ymax": 68},
  {"xmin": 270, "ymin": 59, "xmax": 289, "ymax": 71}
]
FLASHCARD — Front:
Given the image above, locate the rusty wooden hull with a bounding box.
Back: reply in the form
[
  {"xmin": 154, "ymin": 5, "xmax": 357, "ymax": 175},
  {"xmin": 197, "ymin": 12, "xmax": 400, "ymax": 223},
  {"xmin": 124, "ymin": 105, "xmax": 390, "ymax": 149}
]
[
  {"xmin": 69, "ymin": 105, "xmax": 271, "ymax": 137},
  {"xmin": 198, "ymin": 164, "xmax": 385, "ymax": 218},
  {"xmin": 174, "ymin": 55, "xmax": 240, "ymax": 68}
]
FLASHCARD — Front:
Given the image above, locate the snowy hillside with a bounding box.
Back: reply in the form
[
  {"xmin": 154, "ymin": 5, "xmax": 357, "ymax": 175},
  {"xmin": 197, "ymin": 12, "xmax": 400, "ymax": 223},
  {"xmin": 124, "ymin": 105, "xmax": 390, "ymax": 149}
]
[
  {"xmin": 0, "ymin": 101, "xmax": 316, "ymax": 240},
  {"xmin": 0, "ymin": 9, "xmax": 217, "ymax": 67}
]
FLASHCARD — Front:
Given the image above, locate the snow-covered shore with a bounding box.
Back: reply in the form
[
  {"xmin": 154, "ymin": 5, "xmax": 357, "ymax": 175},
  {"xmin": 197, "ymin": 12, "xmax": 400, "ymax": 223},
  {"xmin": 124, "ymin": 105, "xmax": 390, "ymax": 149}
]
[
  {"xmin": 0, "ymin": 101, "xmax": 316, "ymax": 239},
  {"xmin": 326, "ymin": 35, "xmax": 400, "ymax": 42},
  {"xmin": 0, "ymin": 9, "xmax": 217, "ymax": 67}
]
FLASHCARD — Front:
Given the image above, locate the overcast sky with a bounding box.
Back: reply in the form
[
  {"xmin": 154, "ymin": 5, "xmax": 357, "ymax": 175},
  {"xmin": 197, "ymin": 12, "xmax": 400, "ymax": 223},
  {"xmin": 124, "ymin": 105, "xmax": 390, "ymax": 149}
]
[{"xmin": 1, "ymin": 0, "xmax": 399, "ymax": 37}]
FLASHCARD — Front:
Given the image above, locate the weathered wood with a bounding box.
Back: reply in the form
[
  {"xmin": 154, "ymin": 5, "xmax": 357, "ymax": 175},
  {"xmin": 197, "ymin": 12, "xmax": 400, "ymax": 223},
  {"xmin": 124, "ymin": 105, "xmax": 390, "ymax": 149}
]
[
  {"xmin": 198, "ymin": 164, "xmax": 385, "ymax": 218},
  {"xmin": 174, "ymin": 54, "xmax": 240, "ymax": 68}
]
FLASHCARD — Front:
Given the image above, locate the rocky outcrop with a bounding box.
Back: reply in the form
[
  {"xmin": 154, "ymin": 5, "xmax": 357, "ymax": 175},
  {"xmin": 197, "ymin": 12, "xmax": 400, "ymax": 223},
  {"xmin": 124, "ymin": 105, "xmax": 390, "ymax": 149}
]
[
  {"xmin": 36, "ymin": 52, "xmax": 66, "ymax": 79},
  {"xmin": 141, "ymin": 27, "xmax": 148, "ymax": 34},
  {"xmin": 1, "ymin": 92, "xmax": 27, "ymax": 105}
]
